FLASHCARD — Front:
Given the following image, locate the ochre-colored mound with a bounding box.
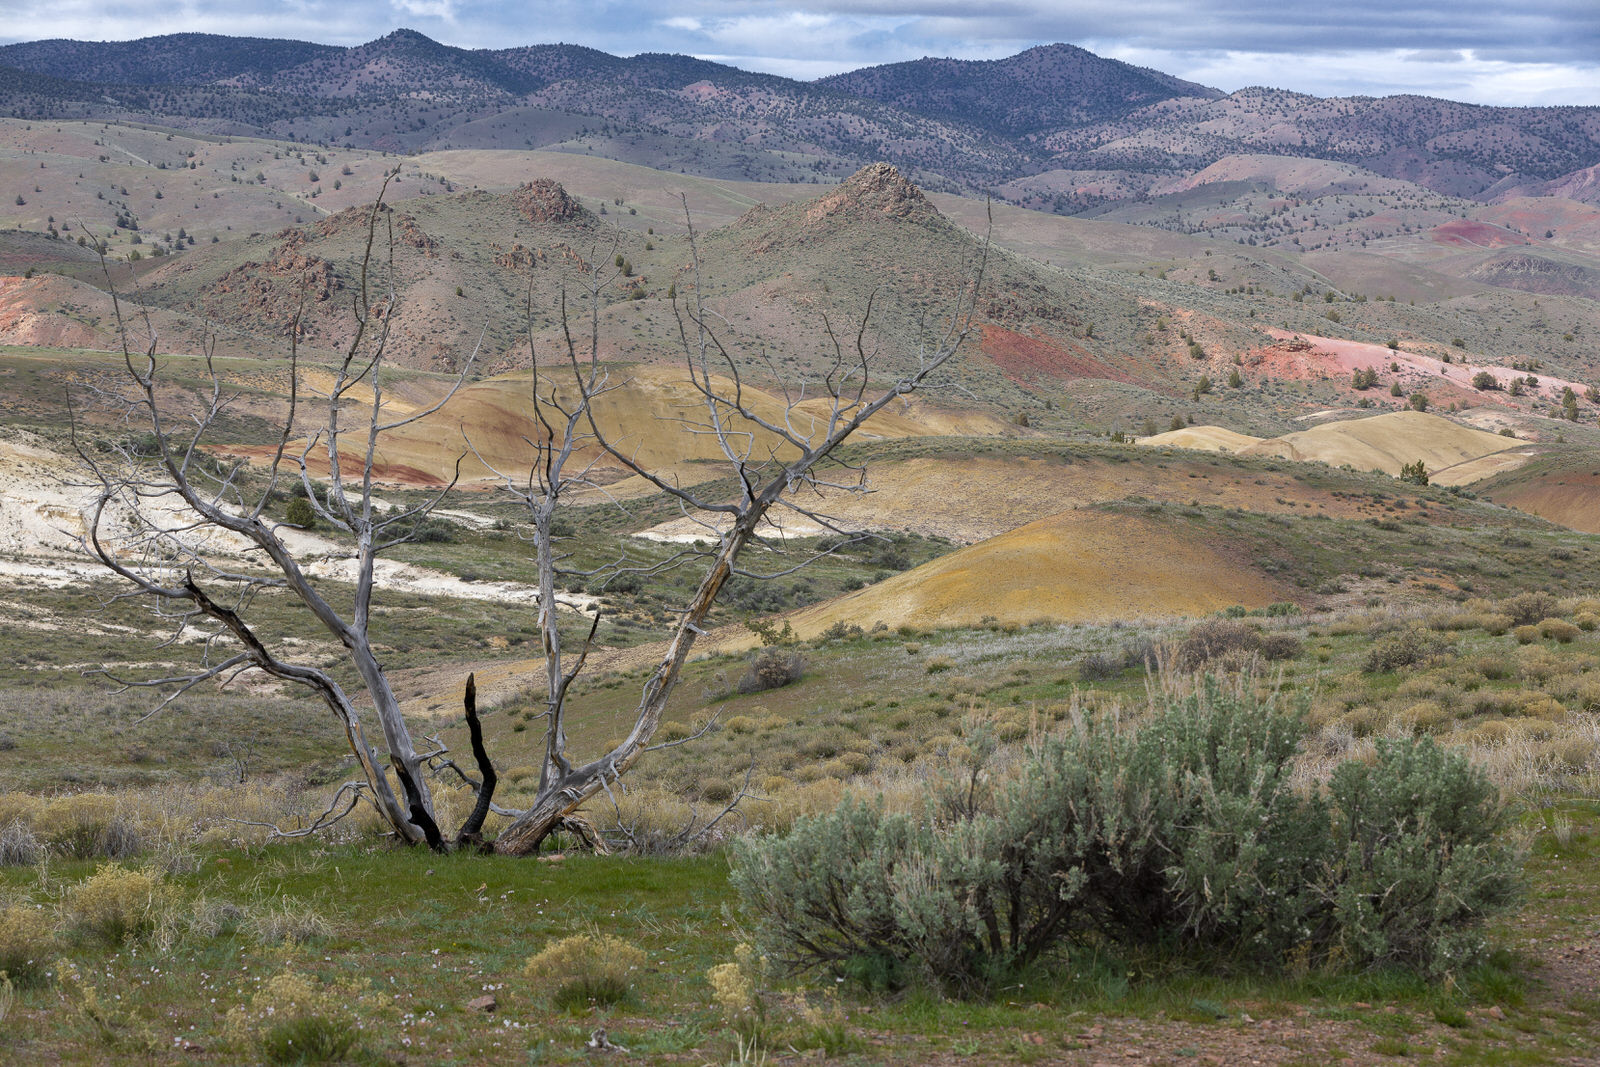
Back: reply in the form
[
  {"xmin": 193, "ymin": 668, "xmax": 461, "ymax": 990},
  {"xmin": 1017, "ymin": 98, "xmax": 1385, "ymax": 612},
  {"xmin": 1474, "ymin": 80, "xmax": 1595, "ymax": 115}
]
[
  {"xmin": 1236, "ymin": 411, "xmax": 1520, "ymax": 481},
  {"xmin": 1137, "ymin": 425, "xmax": 1263, "ymax": 453},
  {"xmin": 243, "ymin": 365, "xmax": 1007, "ymax": 488},
  {"xmin": 778, "ymin": 509, "xmax": 1290, "ymax": 636},
  {"xmin": 638, "ymin": 448, "xmax": 1394, "ymax": 546}
]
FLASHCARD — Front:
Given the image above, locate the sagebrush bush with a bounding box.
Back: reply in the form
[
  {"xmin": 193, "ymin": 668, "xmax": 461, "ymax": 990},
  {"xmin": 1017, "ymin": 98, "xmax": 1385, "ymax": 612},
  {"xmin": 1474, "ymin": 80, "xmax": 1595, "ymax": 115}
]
[
  {"xmin": 1397, "ymin": 700, "xmax": 1451, "ymax": 733},
  {"xmin": 738, "ymin": 649, "xmax": 805, "ymax": 694},
  {"xmin": 1539, "ymin": 618, "xmax": 1580, "ymax": 644},
  {"xmin": 1177, "ymin": 619, "xmax": 1261, "ymax": 669},
  {"xmin": 0, "ymin": 905, "xmax": 53, "ymax": 984},
  {"xmin": 1504, "ymin": 591, "xmax": 1559, "ymax": 626},
  {"xmin": 1363, "ymin": 628, "xmax": 1454, "ymax": 672},
  {"xmin": 0, "ymin": 821, "xmax": 41, "ymax": 867},
  {"xmin": 244, "ymin": 897, "xmax": 334, "ymax": 945},
  {"xmin": 1257, "ymin": 632, "xmax": 1302, "ymax": 661},
  {"xmin": 733, "ymin": 677, "xmax": 1520, "ymax": 991},
  {"xmin": 1477, "ymin": 613, "xmax": 1514, "ymax": 636},
  {"xmin": 708, "ymin": 942, "xmax": 765, "ymax": 1038},
  {"xmin": 65, "ymin": 864, "xmax": 165, "ymax": 942},
  {"xmin": 1326, "ymin": 738, "xmax": 1520, "ymax": 972},
  {"xmin": 1076, "ymin": 650, "xmax": 1123, "ymax": 681},
  {"xmin": 522, "ymin": 933, "xmax": 645, "ymax": 1010}
]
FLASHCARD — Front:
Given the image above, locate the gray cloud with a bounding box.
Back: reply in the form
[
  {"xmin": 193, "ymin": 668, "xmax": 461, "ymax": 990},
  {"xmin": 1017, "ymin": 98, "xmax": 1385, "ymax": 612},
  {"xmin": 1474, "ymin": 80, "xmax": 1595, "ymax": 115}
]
[{"xmin": 0, "ymin": 0, "xmax": 1596, "ymax": 104}]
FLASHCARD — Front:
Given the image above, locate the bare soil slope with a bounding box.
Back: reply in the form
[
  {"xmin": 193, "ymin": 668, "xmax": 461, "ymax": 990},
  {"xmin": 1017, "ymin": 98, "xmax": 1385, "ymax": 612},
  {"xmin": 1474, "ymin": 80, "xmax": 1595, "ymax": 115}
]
[
  {"xmin": 245, "ymin": 365, "xmax": 1009, "ymax": 489},
  {"xmin": 1236, "ymin": 411, "xmax": 1523, "ymax": 482},
  {"xmin": 776, "ymin": 508, "xmax": 1291, "ymax": 636},
  {"xmin": 1136, "ymin": 426, "xmax": 1264, "ymax": 453},
  {"xmin": 639, "ymin": 446, "xmax": 1390, "ymax": 545}
]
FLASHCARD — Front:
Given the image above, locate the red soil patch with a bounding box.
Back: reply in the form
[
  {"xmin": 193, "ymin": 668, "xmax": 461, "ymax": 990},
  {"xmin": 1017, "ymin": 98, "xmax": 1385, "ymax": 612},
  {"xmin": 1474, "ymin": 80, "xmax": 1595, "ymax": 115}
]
[
  {"xmin": 1243, "ymin": 338, "xmax": 1336, "ymax": 382},
  {"xmin": 980, "ymin": 324, "xmax": 1133, "ymax": 384},
  {"xmin": 1430, "ymin": 219, "xmax": 1528, "ymax": 249},
  {"xmin": 228, "ymin": 444, "xmax": 448, "ymax": 488},
  {"xmin": 1255, "ymin": 329, "xmax": 1586, "ymax": 407}
]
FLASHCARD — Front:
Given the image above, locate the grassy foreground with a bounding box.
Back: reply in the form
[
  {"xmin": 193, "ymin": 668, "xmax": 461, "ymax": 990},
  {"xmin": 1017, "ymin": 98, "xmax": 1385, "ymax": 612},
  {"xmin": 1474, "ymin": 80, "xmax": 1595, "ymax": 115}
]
[{"xmin": 0, "ymin": 795, "xmax": 1597, "ymax": 1065}]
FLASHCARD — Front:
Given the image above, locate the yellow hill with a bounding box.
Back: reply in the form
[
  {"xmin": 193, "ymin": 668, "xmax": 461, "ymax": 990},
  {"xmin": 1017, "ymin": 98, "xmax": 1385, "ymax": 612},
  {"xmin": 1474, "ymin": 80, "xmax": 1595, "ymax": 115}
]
[
  {"xmin": 248, "ymin": 365, "xmax": 1006, "ymax": 489},
  {"xmin": 639, "ymin": 449, "xmax": 1389, "ymax": 546},
  {"xmin": 1431, "ymin": 449, "xmax": 1539, "ymax": 488},
  {"xmin": 1136, "ymin": 425, "xmax": 1264, "ymax": 453},
  {"xmin": 1236, "ymin": 411, "xmax": 1521, "ymax": 479},
  {"xmin": 777, "ymin": 509, "xmax": 1290, "ymax": 637}
]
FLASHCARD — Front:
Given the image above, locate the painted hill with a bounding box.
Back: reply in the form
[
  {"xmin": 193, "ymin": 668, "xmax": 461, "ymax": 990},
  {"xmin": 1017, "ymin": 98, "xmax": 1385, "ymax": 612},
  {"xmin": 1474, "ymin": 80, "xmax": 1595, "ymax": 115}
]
[
  {"xmin": 241, "ymin": 364, "xmax": 1009, "ymax": 489},
  {"xmin": 775, "ymin": 508, "xmax": 1291, "ymax": 636},
  {"xmin": 1236, "ymin": 411, "xmax": 1522, "ymax": 483},
  {"xmin": 1137, "ymin": 411, "xmax": 1528, "ymax": 487},
  {"xmin": 1137, "ymin": 426, "xmax": 1263, "ymax": 453}
]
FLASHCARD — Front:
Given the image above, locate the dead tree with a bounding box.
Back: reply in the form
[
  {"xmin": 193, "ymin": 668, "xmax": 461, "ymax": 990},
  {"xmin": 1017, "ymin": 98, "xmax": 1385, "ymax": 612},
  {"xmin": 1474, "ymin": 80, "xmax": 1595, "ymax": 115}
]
[
  {"xmin": 486, "ymin": 198, "xmax": 988, "ymax": 854},
  {"xmin": 73, "ymin": 182, "xmax": 494, "ymax": 849},
  {"xmin": 76, "ymin": 182, "xmax": 987, "ymax": 855}
]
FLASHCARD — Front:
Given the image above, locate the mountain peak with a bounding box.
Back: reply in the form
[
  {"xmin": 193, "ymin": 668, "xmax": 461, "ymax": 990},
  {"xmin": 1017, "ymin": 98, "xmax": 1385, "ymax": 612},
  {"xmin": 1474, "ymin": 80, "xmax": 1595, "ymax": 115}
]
[
  {"xmin": 811, "ymin": 163, "xmax": 939, "ymax": 223},
  {"xmin": 379, "ymin": 28, "xmax": 434, "ymax": 43}
]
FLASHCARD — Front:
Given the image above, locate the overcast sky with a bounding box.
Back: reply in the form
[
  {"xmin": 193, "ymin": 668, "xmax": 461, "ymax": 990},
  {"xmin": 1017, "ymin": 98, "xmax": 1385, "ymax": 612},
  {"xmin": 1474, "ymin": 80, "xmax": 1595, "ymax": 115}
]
[{"xmin": 3, "ymin": 1, "xmax": 1597, "ymax": 106}]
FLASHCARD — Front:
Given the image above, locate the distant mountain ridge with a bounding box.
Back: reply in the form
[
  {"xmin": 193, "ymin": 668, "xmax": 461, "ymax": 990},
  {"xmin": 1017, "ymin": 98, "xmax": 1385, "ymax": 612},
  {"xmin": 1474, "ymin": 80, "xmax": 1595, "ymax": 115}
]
[
  {"xmin": 817, "ymin": 44, "xmax": 1224, "ymax": 134},
  {"xmin": 0, "ymin": 30, "xmax": 1597, "ymax": 207},
  {"xmin": 0, "ymin": 33, "xmax": 340, "ymax": 85}
]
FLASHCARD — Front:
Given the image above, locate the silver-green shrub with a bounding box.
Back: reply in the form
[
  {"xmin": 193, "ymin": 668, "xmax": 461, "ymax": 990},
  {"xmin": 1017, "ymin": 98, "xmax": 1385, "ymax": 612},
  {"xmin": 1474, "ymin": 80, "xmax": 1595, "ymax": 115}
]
[
  {"xmin": 1325, "ymin": 738, "xmax": 1520, "ymax": 974},
  {"xmin": 732, "ymin": 678, "xmax": 1519, "ymax": 992}
]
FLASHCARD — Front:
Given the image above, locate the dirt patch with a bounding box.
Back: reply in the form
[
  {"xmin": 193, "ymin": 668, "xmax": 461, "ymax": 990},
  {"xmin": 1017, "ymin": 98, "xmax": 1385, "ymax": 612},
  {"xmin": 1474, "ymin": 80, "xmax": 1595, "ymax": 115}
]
[{"xmin": 0, "ymin": 274, "xmax": 119, "ymax": 350}]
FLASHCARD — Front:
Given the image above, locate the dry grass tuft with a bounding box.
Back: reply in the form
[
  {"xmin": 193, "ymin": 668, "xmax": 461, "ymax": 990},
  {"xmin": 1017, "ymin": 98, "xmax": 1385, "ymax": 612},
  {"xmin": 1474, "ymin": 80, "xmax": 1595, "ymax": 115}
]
[
  {"xmin": 64, "ymin": 864, "xmax": 166, "ymax": 943},
  {"xmin": 0, "ymin": 904, "xmax": 53, "ymax": 984},
  {"xmin": 523, "ymin": 933, "xmax": 646, "ymax": 1010}
]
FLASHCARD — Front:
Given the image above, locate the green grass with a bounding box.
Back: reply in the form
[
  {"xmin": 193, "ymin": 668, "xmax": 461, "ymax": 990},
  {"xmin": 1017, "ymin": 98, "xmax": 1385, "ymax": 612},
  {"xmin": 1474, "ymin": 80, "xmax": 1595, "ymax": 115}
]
[{"xmin": 2, "ymin": 811, "xmax": 1596, "ymax": 1066}]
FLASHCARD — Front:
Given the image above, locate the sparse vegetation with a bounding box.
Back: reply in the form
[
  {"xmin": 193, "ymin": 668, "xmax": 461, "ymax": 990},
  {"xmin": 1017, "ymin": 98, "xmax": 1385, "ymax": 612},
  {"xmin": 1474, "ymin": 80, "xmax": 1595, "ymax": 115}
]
[{"xmin": 1, "ymin": 86, "xmax": 1599, "ymax": 1065}]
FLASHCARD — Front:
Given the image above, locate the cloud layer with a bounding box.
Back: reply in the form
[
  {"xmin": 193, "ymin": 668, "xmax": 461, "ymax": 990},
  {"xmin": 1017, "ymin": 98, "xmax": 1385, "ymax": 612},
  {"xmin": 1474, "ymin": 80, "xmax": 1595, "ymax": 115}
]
[{"xmin": 0, "ymin": 0, "xmax": 1596, "ymax": 105}]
